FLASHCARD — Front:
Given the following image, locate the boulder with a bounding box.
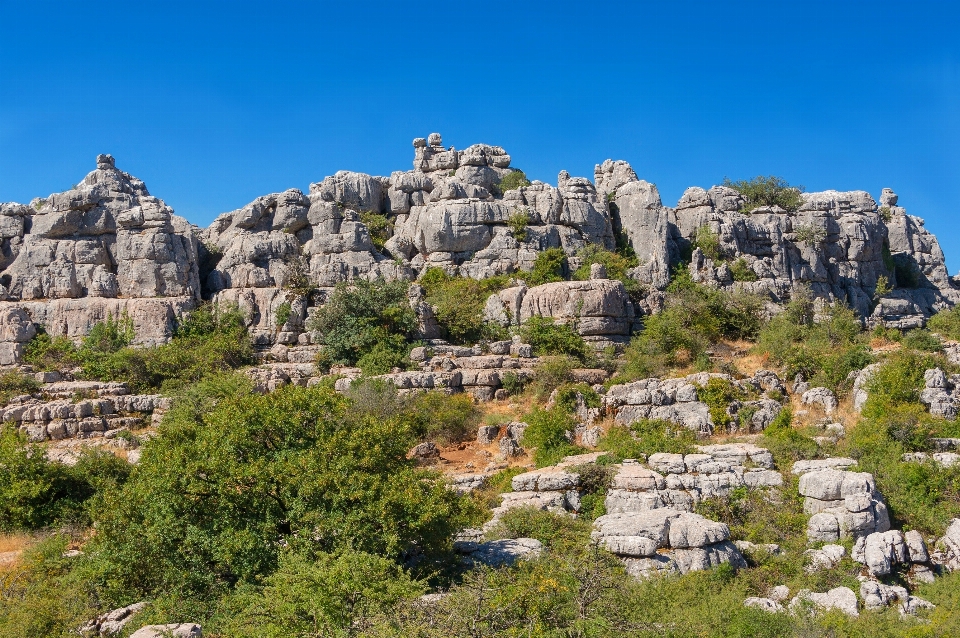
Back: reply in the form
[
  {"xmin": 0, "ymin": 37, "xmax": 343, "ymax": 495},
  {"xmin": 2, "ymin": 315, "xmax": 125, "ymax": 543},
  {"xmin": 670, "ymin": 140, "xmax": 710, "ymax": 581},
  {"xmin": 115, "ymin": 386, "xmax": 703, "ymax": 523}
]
[{"xmin": 129, "ymin": 625, "xmax": 202, "ymax": 638}]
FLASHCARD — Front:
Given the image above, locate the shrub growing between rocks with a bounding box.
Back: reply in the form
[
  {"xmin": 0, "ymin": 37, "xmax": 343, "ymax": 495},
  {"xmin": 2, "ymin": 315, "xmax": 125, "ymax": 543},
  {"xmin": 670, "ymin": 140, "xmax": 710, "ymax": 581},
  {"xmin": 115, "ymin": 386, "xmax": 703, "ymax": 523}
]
[
  {"xmin": 723, "ymin": 175, "xmax": 805, "ymax": 213},
  {"xmin": 419, "ymin": 268, "xmax": 510, "ymax": 344}
]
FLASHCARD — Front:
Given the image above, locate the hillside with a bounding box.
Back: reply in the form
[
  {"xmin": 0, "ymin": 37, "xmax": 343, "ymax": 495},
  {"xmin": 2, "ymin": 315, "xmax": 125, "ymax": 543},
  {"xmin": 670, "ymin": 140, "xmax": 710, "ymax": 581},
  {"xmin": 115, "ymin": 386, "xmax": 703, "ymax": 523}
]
[{"xmin": 0, "ymin": 135, "xmax": 960, "ymax": 637}]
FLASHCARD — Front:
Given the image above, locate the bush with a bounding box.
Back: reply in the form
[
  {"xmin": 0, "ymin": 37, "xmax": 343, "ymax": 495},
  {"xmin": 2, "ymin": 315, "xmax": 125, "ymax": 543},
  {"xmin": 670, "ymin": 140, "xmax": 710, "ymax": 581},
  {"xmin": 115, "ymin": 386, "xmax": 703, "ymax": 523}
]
[
  {"xmin": 552, "ymin": 382, "xmax": 601, "ymax": 413},
  {"xmin": 692, "ymin": 225, "xmax": 723, "ymax": 261},
  {"xmin": 419, "ymin": 268, "xmax": 510, "ymax": 345},
  {"xmin": 530, "ymin": 355, "xmax": 577, "ymax": 400},
  {"xmin": 408, "ymin": 390, "xmax": 480, "ymax": 445},
  {"xmin": 310, "ymin": 278, "xmax": 417, "ymax": 370},
  {"xmin": 22, "ymin": 304, "xmax": 254, "ymax": 394},
  {"xmin": 901, "ymin": 328, "xmax": 942, "ymax": 353},
  {"xmin": 359, "ymin": 210, "xmax": 394, "ymax": 251},
  {"xmin": 697, "ymin": 378, "xmax": 744, "ymax": 432},
  {"xmin": 0, "ymin": 429, "xmax": 130, "ymax": 531},
  {"xmin": 0, "ymin": 371, "xmax": 40, "ymax": 405},
  {"xmin": 88, "ymin": 379, "xmax": 468, "ymax": 602},
  {"xmin": 517, "ymin": 247, "xmax": 567, "ymax": 287},
  {"xmin": 507, "ymin": 208, "xmax": 530, "ymax": 242},
  {"xmin": 794, "ymin": 223, "xmax": 827, "ymax": 246},
  {"xmin": 274, "ymin": 300, "xmax": 292, "ymax": 328},
  {"xmin": 597, "ymin": 419, "xmax": 696, "ymax": 461},
  {"xmin": 730, "ymin": 258, "xmax": 758, "ymax": 282},
  {"xmin": 521, "ymin": 407, "xmax": 583, "ymax": 467},
  {"xmin": 219, "ymin": 549, "xmax": 425, "ymax": 637},
  {"xmin": 758, "ymin": 408, "xmax": 819, "ymax": 466},
  {"xmin": 929, "ymin": 306, "xmax": 960, "ymax": 341},
  {"xmin": 498, "ymin": 169, "xmax": 531, "ymax": 194},
  {"xmin": 500, "ymin": 371, "xmax": 526, "ymax": 396},
  {"xmin": 723, "ymin": 175, "xmax": 805, "ymax": 212},
  {"xmin": 572, "ymin": 244, "xmax": 643, "ymax": 301},
  {"xmin": 616, "ymin": 267, "xmax": 763, "ymax": 381},
  {"xmin": 486, "ymin": 507, "xmax": 590, "ymax": 550},
  {"xmin": 521, "ymin": 316, "xmax": 589, "ymax": 361},
  {"xmin": 755, "ymin": 290, "xmax": 870, "ymax": 393}
]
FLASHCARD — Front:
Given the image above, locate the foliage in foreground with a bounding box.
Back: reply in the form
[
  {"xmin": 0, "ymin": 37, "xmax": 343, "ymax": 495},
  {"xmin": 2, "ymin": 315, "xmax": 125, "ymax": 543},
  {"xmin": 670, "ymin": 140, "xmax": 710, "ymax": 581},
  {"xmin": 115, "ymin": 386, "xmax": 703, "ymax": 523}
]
[{"xmin": 87, "ymin": 376, "xmax": 468, "ymax": 604}]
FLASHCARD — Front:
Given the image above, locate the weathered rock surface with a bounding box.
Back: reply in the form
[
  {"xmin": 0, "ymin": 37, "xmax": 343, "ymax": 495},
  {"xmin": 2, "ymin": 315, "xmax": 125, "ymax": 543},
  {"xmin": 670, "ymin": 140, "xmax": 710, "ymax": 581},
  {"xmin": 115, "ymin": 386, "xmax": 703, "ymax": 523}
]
[
  {"xmin": 798, "ymin": 467, "xmax": 890, "ymax": 542},
  {"xmin": 604, "ymin": 445, "xmax": 781, "ymax": 514},
  {"xmin": 592, "ymin": 508, "xmax": 746, "ymax": 578},
  {"xmin": 129, "ymin": 624, "xmax": 202, "ymax": 638},
  {"xmin": 1, "ymin": 138, "xmax": 958, "ymax": 361},
  {"xmin": 604, "ymin": 371, "xmax": 786, "ymax": 435},
  {"xmin": 789, "ymin": 587, "xmax": 859, "ymax": 617}
]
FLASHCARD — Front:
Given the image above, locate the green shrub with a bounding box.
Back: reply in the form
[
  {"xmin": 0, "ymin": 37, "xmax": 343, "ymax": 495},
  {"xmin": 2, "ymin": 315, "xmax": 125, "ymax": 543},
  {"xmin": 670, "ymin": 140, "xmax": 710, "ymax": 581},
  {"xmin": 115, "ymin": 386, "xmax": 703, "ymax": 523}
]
[
  {"xmin": 359, "ymin": 210, "xmax": 394, "ymax": 251},
  {"xmin": 929, "ymin": 306, "xmax": 960, "ymax": 340},
  {"xmin": 507, "ymin": 208, "xmax": 530, "ymax": 242},
  {"xmin": 310, "ymin": 278, "xmax": 417, "ymax": 370},
  {"xmin": 692, "ymin": 225, "xmax": 723, "ymax": 261},
  {"xmin": 862, "ymin": 349, "xmax": 941, "ymax": 419},
  {"xmin": 274, "ymin": 300, "xmax": 292, "ymax": 328},
  {"xmin": 500, "ymin": 371, "xmax": 526, "ymax": 396},
  {"xmin": 89, "ymin": 380, "xmax": 468, "ymax": 602},
  {"xmin": 498, "ymin": 169, "xmax": 531, "ymax": 194},
  {"xmin": 22, "ymin": 305, "xmax": 253, "ymax": 394},
  {"xmin": 758, "ymin": 408, "xmax": 819, "ymax": 466},
  {"xmin": 553, "ymin": 382, "xmax": 601, "ymax": 413},
  {"xmin": 723, "ymin": 175, "xmax": 805, "ymax": 212},
  {"xmin": 697, "ymin": 378, "xmax": 744, "ymax": 432},
  {"xmin": 616, "ymin": 267, "xmax": 763, "ymax": 381},
  {"xmin": 794, "ymin": 222, "xmax": 827, "ymax": 246},
  {"xmin": 572, "ymin": 245, "xmax": 639, "ymax": 282},
  {"xmin": 408, "ymin": 390, "xmax": 480, "ymax": 445},
  {"xmin": 879, "ymin": 205, "xmax": 892, "ymax": 222},
  {"xmin": 521, "ymin": 316, "xmax": 589, "ymax": 361},
  {"xmin": 0, "ymin": 371, "xmax": 40, "ymax": 404},
  {"xmin": 486, "ymin": 507, "xmax": 591, "ymax": 550},
  {"xmin": 530, "ymin": 355, "xmax": 577, "ymax": 400},
  {"xmin": 755, "ymin": 290, "xmax": 870, "ymax": 393},
  {"xmin": 419, "ymin": 268, "xmax": 510, "ymax": 344},
  {"xmin": 730, "ymin": 258, "xmax": 758, "ymax": 282},
  {"xmin": 873, "ymin": 274, "xmax": 893, "ymax": 299},
  {"xmin": 521, "ymin": 407, "xmax": 583, "ymax": 467},
  {"xmin": 901, "ymin": 328, "xmax": 942, "ymax": 353},
  {"xmin": 517, "ymin": 247, "xmax": 567, "ymax": 287},
  {"xmin": 219, "ymin": 549, "xmax": 424, "ymax": 637},
  {"xmin": 597, "ymin": 419, "xmax": 696, "ymax": 462},
  {"xmin": 0, "ymin": 429, "xmax": 130, "ymax": 531}
]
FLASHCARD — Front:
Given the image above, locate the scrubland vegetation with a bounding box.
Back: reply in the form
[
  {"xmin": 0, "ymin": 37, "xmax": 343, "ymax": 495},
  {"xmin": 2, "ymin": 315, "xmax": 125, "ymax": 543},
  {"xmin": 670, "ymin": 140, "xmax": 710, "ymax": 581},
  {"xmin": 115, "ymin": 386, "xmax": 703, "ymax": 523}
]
[{"xmin": 4, "ymin": 251, "xmax": 960, "ymax": 636}]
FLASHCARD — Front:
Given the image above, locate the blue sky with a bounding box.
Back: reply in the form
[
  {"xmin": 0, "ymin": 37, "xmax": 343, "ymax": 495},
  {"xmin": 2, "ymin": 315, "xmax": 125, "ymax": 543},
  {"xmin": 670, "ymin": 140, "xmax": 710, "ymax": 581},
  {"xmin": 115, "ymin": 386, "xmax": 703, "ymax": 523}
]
[{"xmin": 1, "ymin": 1, "xmax": 958, "ymax": 270}]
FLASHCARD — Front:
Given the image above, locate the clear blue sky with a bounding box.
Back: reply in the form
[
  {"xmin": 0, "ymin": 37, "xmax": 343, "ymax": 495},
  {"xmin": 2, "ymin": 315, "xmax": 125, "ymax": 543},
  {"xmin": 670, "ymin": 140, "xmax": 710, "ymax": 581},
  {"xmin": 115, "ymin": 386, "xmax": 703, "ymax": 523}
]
[{"xmin": 1, "ymin": 1, "xmax": 958, "ymax": 271}]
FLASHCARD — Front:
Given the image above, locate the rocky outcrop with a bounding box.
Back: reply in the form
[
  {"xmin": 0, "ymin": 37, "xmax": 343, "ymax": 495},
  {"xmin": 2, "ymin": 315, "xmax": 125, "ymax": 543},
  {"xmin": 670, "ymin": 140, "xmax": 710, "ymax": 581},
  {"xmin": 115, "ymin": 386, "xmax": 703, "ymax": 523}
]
[
  {"xmin": 795, "ymin": 465, "xmax": 890, "ymax": 542},
  {"xmin": 0, "ymin": 155, "xmax": 201, "ymax": 350},
  {"xmin": 604, "ymin": 371, "xmax": 786, "ymax": 435},
  {"xmin": 2, "ymin": 136, "xmax": 958, "ymax": 360},
  {"xmin": 129, "ymin": 625, "xmax": 201, "ymax": 638},
  {"xmin": 592, "ymin": 508, "xmax": 746, "ymax": 578}
]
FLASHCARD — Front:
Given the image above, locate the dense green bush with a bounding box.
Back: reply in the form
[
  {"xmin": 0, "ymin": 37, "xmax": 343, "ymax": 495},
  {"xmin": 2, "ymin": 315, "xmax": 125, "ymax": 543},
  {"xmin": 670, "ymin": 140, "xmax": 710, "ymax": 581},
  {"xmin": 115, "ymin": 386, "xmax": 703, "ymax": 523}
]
[
  {"xmin": 758, "ymin": 407, "xmax": 819, "ymax": 467},
  {"xmin": 696, "ymin": 377, "xmax": 744, "ymax": 431},
  {"xmin": 0, "ymin": 429, "xmax": 130, "ymax": 531},
  {"xmin": 692, "ymin": 225, "xmax": 723, "ymax": 261},
  {"xmin": 88, "ymin": 377, "xmax": 468, "ymax": 603},
  {"xmin": 730, "ymin": 257, "xmax": 758, "ymax": 282},
  {"xmin": 929, "ymin": 306, "xmax": 960, "ymax": 340},
  {"xmin": 22, "ymin": 305, "xmax": 253, "ymax": 393},
  {"xmin": 521, "ymin": 316, "xmax": 589, "ymax": 361},
  {"xmin": 0, "ymin": 371, "xmax": 40, "ymax": 404},
  {"xmin": 616, "ymin": 266, "xmax": 763, "ymax": 381},
  {"xmin": 419, "ymin": 268, "xmax": 510, "ymax": 344},
  {"xmin": 529, "ymin": 355, "xmax": 578, "ymax": 400},
  {"xmin": 552, "ymin": 382, "xmax": 601, "ymax": 413},
  {"xmin": 517, "ymin": 247, "xmax": 567, "ymax": 286},
  {"xmin": 310, "ymin": 278, "xmax": 417, "ymax": 373},
  {"xmin": 597, "ymin": 419, "xmax": 696, "ymax": 461},
  {"xmin": 498, "ymin": 169, "xmax": 531, "ymax": 194},
  {"xmin": 755, "ymin": 289, "xmax": 871, "ymax": 392},
  {"xmin": 219, "ymin": 549, "xmax": 425, "ymax": 637},
  {"xmin": 360, "ymin": 210, "xmax": 394, "ymax": 250},
  {"xmin": 506, "ymin": 208, "xmax": 530, "ymax": 241},
  {"xmin": 901, "ymin": 328, "xmax": 942, "ymax": 352},
  {"xmin": 723, "ymin": 175, "xmax": 805, "ymax": 212},
  {"xmin": 521, "ymin": 407, "xmax": 583, "ymax": 467}
]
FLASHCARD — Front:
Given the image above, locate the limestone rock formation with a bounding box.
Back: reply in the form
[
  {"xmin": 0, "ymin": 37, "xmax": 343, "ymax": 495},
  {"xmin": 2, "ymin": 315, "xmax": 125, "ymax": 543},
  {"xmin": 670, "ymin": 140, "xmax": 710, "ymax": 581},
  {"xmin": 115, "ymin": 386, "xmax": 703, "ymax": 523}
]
[{"xmin": 1, "ymin": 136, "xmax": 958, "ymax": 362}]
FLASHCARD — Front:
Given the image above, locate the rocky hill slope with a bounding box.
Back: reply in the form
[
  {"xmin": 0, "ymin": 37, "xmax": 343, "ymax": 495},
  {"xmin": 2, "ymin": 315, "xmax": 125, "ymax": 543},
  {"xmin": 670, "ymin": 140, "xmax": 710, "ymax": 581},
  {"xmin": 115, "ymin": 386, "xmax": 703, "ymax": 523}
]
[{"xmin": 0, "ymin": 133, "xmax": 956, "ymax": 356}]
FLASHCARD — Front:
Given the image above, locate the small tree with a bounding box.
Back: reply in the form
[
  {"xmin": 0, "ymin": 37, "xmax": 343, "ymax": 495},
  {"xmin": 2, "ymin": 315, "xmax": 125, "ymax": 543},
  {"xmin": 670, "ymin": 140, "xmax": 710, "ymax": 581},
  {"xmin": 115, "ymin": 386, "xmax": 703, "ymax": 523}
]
[{"xmin": 498, "ymin": 169, "xmax": 532, "ymax": 194}]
